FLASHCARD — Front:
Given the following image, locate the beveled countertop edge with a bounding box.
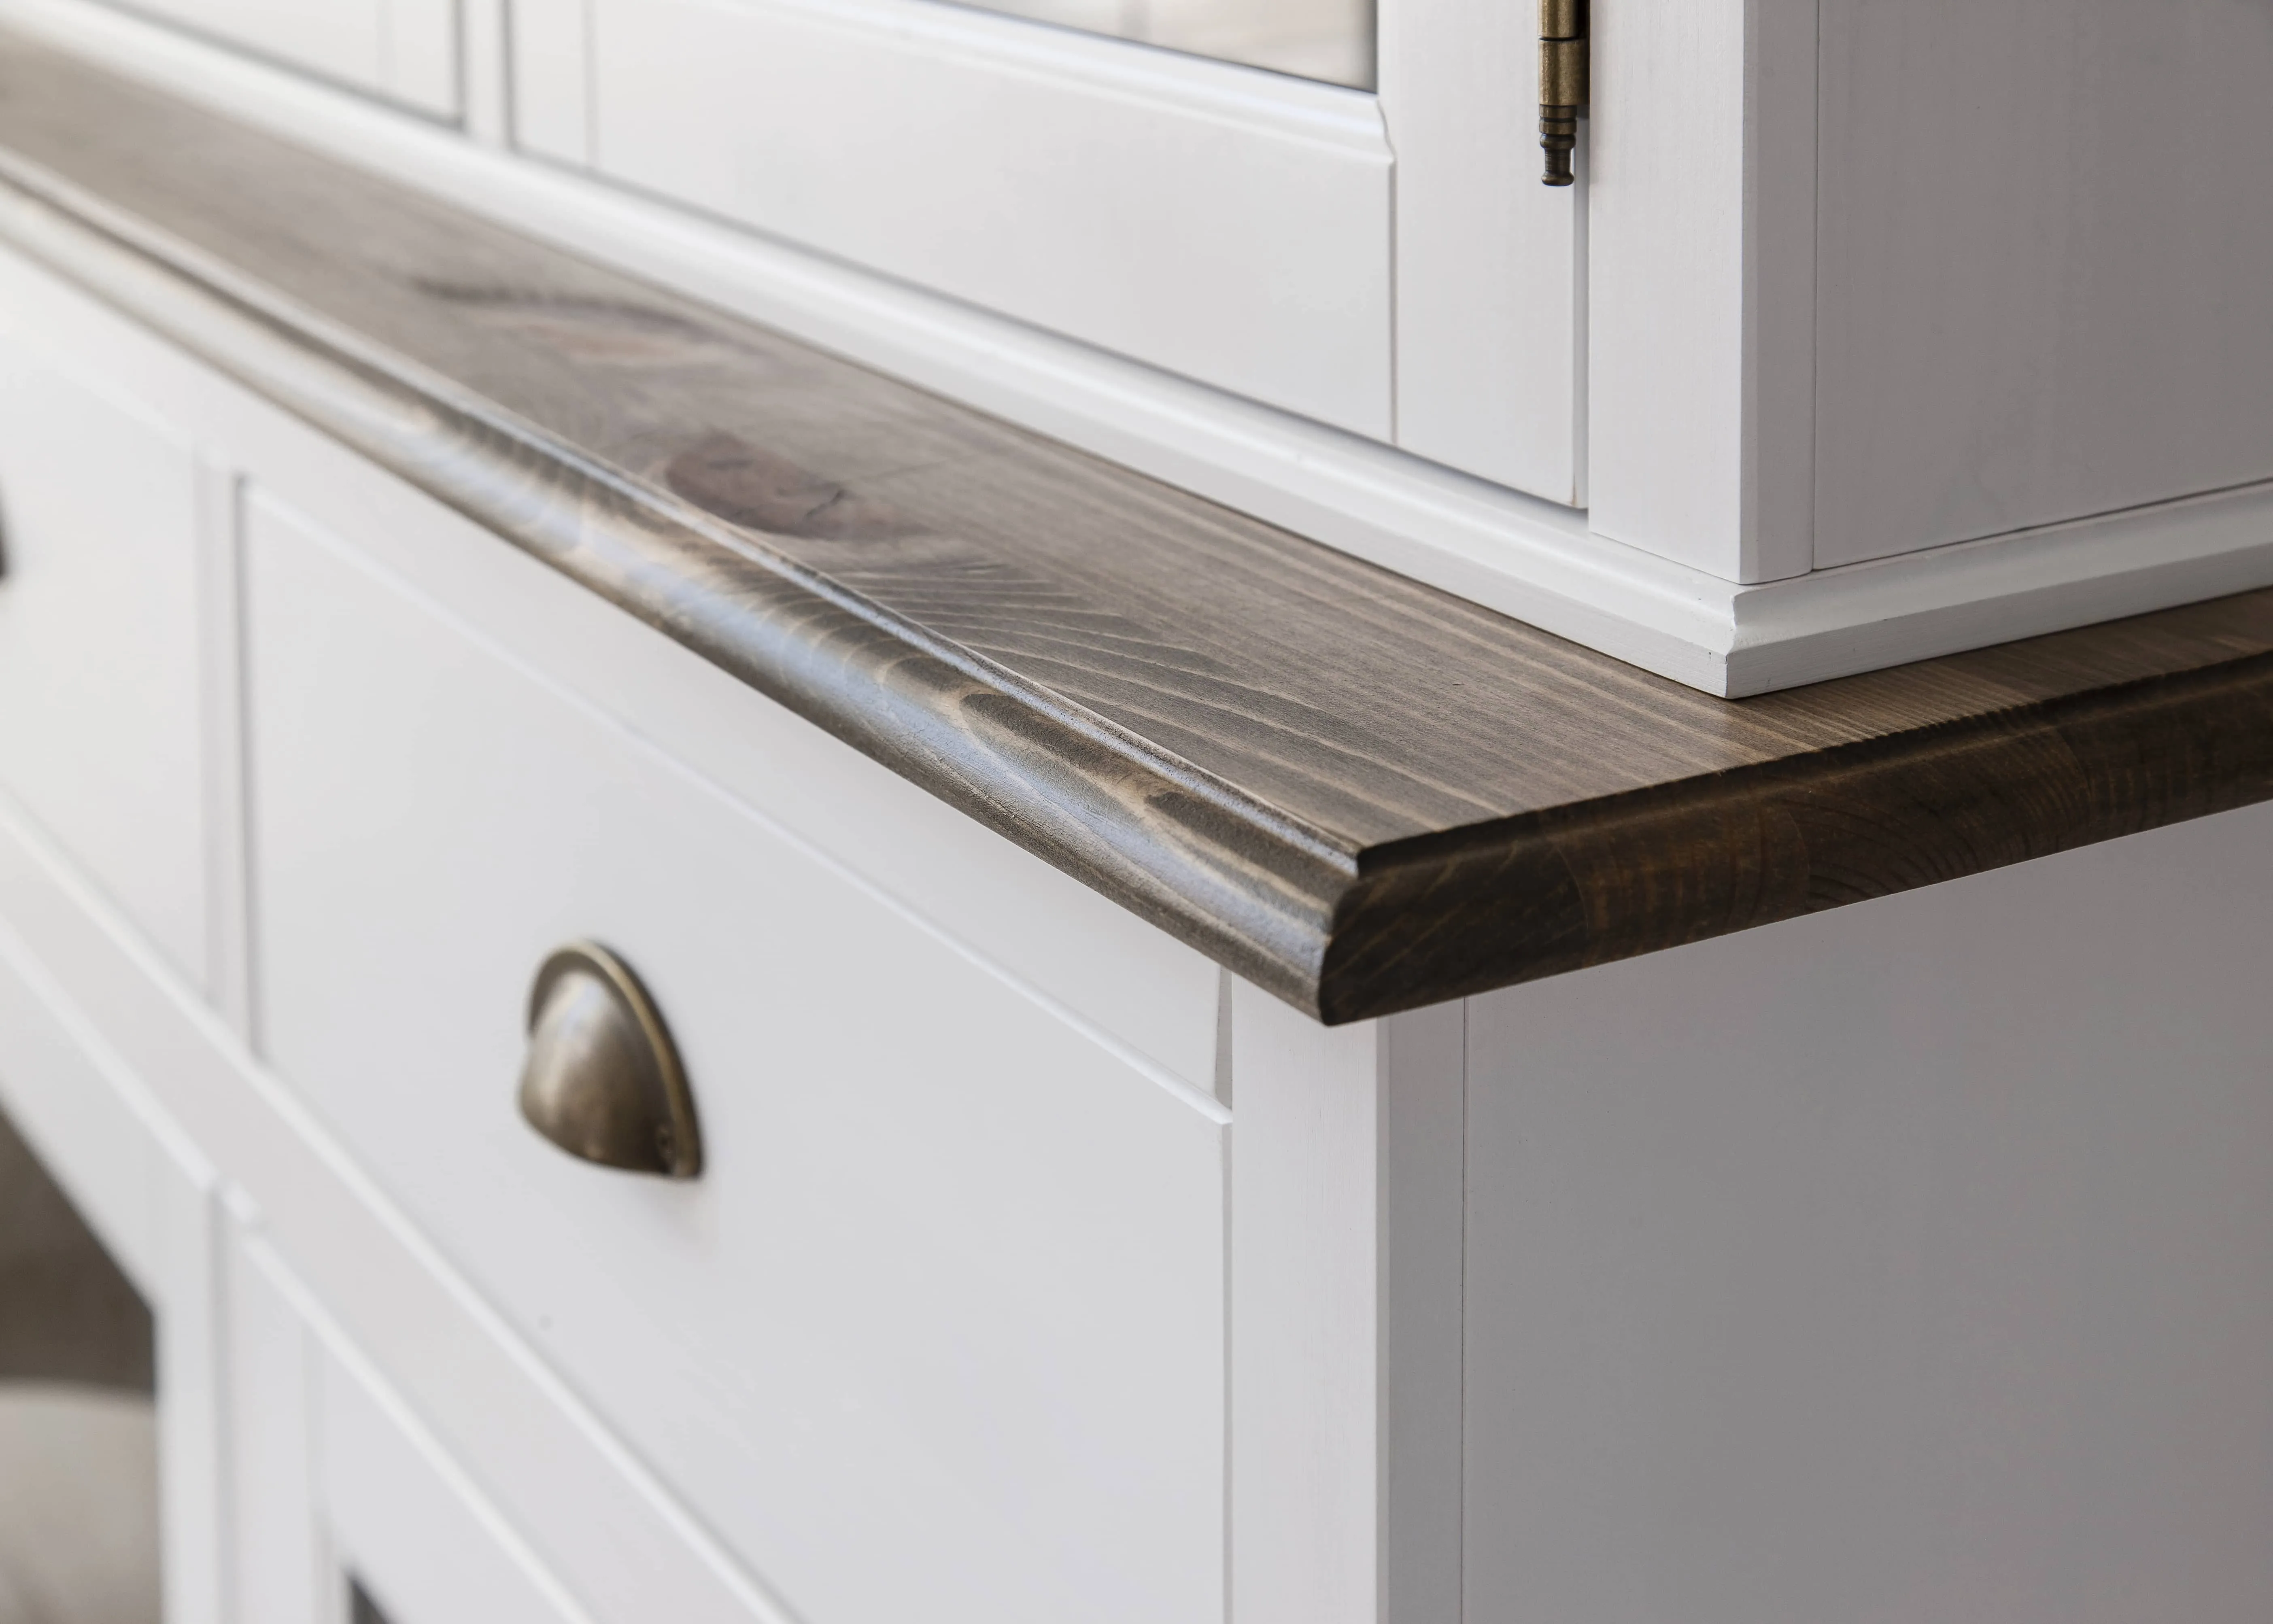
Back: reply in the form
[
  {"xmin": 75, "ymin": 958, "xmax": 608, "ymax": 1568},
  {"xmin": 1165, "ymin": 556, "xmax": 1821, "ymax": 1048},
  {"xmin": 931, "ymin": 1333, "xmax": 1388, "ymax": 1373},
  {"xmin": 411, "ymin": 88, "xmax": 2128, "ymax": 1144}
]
[{"xmin": 1319, "ymin": 654, "xmax": 2273, "ymax": 1020}]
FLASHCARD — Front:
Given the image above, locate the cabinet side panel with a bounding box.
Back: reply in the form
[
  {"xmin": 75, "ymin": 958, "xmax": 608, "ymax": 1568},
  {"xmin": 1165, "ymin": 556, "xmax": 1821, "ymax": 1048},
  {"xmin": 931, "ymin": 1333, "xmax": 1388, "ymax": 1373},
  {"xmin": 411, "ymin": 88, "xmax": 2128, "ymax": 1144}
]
[
  {"xmin": 1464, "ymin": 801, "xmax": 2273, "ymax": 1622},
  {"xmin": 1814, "ymin": 0, "xmax": 2273, "ymax": 566}
]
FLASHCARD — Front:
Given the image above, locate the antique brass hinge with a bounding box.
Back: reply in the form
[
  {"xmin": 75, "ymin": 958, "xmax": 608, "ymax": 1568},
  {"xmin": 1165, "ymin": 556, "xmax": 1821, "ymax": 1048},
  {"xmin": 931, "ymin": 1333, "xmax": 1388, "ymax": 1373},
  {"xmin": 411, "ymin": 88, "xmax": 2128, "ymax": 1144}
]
[{"xmin": 1539, "ymin": 0, "xmax": 1589, "ymax": 186}]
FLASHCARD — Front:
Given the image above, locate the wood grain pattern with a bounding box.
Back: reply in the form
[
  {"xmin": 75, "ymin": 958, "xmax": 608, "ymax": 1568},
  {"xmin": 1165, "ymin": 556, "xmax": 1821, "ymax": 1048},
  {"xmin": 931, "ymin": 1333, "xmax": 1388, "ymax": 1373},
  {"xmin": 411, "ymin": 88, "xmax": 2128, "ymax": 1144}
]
[{"xmin": 2, "ymin": 34, "xmax": 2272, "ymax": 1023}]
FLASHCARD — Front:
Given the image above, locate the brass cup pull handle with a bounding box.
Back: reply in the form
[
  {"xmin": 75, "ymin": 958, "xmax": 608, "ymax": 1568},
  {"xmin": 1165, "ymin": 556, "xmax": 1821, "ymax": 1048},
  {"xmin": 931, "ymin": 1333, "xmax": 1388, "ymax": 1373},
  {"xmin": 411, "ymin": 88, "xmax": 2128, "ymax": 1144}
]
[{"xmin": 519, "ymin": 942, "xmax": 702, "ymax": 1178}]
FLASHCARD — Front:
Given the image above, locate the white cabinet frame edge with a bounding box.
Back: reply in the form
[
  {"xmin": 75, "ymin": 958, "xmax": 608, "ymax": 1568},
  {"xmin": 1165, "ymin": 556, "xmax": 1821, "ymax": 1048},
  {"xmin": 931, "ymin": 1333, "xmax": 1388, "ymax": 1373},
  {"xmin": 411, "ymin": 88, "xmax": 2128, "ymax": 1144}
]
[
  {"xmin": 0, "ymin": 895, "xmax": 229, "ymax": 1624},
  {"xmin": 13, "ymin": 0, "xmax": 2273, "ymax": 696}
]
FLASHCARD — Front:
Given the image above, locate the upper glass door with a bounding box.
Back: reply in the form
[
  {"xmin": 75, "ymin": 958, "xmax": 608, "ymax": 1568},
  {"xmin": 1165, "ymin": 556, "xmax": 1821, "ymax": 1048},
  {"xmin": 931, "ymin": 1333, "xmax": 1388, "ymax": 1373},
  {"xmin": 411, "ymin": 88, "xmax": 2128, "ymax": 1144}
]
[{"xmin": 952, "ymin": 0, "xmax": 1375, "ymax": 88}]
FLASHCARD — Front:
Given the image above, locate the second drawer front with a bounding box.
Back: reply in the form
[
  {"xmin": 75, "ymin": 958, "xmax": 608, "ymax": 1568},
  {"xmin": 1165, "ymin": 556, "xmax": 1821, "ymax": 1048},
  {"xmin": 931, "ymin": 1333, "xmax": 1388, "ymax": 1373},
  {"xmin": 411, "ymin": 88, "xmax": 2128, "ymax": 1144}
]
[{"xmin": 242, "ymin": 490, "xmax": 1228, "ymax": 1624}]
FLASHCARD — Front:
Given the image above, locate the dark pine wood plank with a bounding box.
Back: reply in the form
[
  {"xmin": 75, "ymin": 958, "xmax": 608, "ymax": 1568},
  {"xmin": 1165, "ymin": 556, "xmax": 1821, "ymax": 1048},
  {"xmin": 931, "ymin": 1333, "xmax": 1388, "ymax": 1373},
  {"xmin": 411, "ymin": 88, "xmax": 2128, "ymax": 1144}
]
[{"xmin": 2, "ymin": 34, "xmax": 2271, "ymax": 1021}]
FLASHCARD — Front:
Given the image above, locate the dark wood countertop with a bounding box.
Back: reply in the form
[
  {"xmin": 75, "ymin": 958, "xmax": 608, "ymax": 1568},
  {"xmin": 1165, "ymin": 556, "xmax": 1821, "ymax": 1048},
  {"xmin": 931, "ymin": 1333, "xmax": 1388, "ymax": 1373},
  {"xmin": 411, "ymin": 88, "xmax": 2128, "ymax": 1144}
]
[{"xmin": 4, "ymin": 35, "xmax": 2271, "ymax": 1023}]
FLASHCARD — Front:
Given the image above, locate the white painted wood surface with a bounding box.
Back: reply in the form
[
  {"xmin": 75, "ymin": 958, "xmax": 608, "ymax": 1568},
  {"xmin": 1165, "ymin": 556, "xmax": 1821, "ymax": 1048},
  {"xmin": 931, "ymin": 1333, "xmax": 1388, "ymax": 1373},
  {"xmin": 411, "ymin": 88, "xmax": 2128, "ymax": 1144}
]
[
  {"xmin": 1228, "ymin": 989, "xmax": 1381, "ymax": 1624},
  {"xmin": 222, "ymin": 1218, "xmax": 330, "ymax": 1624},
  {"xmin": 319, "ymin": 1324, "xmax": 594, "ymax": 1624},
  {"xmin": 0, "ymin": 339, "xmax": 208, "ymax": 990},
  {"xmin": 244, "ymin": 490, "xmax": 1230, "ymax": 1624},
  {"xmin": 154, "ymin": 1148, "xmax": 225, "ymax": 1624},
  {"xmin": 459, "ymin": 0, "xmax": 512, "ymax": 148},
  {"xmin": 193, "ymin": 462, "xmax": 254, "ymax": 1045},
  {"xmin": 1813, "ymin": 0, "xmax": 2273, "ymax": 567},
  {"xmin": 0, "ymin": 251, "xmax": 1217, "ymax": 1623},
  {"xmin": 104, "ymin": 0, "xmax": 459, "ymax": 115},
  {"xmin": 1374, "ymin": 1002, "xmax": 1466, "ymax": 1624},
  {"xmin": 0, "ymin": 887, "xmax": 226, "ymax": 1624},
  {"xmin": 582, "ymin": 0, "xmax": 1392, "ymax": 437},
  {"xmin": 1587, "ymin": 0, "xmax": 1817, "ymax": 584},
  {"xmin": 1462, "ymin": 798, "xmax": 2273, "ymax": 1623},
  {"xmin": 507, "ymin": 0, "xmax": 590, "ymax": 166},
  {"xmin": 1227, "ymin": 985, "xmax": 1464, "ymax": 1624},
  {"xmin": 1380, "ymin": 0, "xmax": 1581, "ymax": 501},
  {"xmin": 20, "ymin": 0, "xmax": 2273, "ymax": 693}
]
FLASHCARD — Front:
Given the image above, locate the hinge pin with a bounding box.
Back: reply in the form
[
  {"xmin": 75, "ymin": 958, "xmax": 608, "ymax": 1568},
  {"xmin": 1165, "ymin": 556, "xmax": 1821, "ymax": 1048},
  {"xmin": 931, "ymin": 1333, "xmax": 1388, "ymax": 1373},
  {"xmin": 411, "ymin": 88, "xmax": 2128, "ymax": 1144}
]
[{"xmin": 1540, "ymin": 0, "xmax": 1589, "ymax": 186}]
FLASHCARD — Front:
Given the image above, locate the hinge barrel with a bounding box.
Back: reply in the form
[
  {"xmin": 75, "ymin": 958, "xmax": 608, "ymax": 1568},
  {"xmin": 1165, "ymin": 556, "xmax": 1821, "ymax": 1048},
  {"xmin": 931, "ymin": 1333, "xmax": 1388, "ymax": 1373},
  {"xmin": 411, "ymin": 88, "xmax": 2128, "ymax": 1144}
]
[{"xmin": 1540, "ymin": 0, "xmax": 1589, "ymax": 187}]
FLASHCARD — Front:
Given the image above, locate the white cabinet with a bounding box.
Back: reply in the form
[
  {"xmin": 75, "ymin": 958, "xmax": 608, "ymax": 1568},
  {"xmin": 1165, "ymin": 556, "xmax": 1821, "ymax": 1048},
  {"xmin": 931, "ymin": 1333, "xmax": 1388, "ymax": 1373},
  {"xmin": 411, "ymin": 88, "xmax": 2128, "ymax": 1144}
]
[
  {"xmin": 0, "ymin": 342, "xmax": 208, "ymax": 989},
  {"xmin": 514, "ymin": 0, "xmax": 1582, "ymax": 481},
  {"xmin": 241, "ymin": 489, "xmax": 1230, "ymax": 1624},
  {"xmin": 1217, "ymin": 805, "xmax": 2273, "ymax": 1624},
  {"xmin": 114, "ymin": 0, "xmax": 457, "ymax": 115},
  {"xmin": 1810, "ymin": 0, "xmax": 2273, "ymax": 568},
  {"xmin": 1592, "ymin": 0, "xmax": 2273, "ymax": 586},
  {"xmin": 0, "ymin": 26, "xmax": 2270, "ymax": 1624},
  {"xmin": 579, "ymin": 0, "xmax": 1394, "ymax": 438},
  {"xmin": 223, "ymin": 1226, "xmax": 589, "ymax": 1624},
  {"xmin": 1456, "ymin": 803, "xmax": 2273, "ymax": 1624},
  {"xmin": 15, "ymin": 0, "xmax": 2268, "ymax": 692}
]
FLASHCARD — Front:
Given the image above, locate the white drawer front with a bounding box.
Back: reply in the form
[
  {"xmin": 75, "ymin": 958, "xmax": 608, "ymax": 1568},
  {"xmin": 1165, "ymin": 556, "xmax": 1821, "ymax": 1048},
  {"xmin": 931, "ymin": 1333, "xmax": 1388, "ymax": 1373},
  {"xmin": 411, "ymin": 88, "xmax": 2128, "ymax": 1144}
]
[
  {"xmin": 0, "ymin": 340, "xmax": 206, "ymax": 988},
  {"xmin": 243, "ymin": 490, "xmax": 1228, "ymax": 1624}
]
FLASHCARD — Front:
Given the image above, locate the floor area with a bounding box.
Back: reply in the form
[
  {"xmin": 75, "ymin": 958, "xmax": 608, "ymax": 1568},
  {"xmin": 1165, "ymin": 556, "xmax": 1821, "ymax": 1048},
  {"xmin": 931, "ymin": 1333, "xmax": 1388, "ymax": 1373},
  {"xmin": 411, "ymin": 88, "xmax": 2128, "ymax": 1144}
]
[
  {"xmin": 0, "ymin": 1385, "xmax": 160, "ymax": 1624},
  {"xmin": 0, "ymin": 1107, "xmax": 161, "ymax": 1624}
]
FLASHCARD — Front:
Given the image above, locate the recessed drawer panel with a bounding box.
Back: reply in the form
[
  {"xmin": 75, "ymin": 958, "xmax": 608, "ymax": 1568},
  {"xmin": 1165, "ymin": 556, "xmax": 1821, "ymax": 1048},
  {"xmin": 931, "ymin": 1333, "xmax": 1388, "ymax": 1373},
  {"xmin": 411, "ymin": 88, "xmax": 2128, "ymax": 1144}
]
[
  {"xmin": 243, "ymin": 490, "xmax": 1228, "ymax": 1624},
  {"xmin": 0, "ymin": 338, "xmax": 206, "ymax": 987}
]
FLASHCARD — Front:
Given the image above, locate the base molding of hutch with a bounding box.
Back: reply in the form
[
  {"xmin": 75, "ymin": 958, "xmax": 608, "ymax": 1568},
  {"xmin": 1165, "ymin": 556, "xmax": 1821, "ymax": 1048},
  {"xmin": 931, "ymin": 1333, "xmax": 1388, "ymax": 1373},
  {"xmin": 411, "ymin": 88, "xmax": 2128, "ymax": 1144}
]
[
  {"xmin": 1711, "ymin": 480, "xmax": 2273, "ymax": 696},
  {"xmin": 1302, "ymin": 472, "xmax": 2273, "ymax": 699}
]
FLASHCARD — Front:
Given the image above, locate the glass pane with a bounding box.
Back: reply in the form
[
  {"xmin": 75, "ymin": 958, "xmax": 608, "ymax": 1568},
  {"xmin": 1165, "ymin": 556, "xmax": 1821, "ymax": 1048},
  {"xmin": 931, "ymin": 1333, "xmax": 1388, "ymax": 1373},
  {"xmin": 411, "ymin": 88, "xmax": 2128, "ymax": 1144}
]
[{"xmin": 954, "ymin": 0, "xmax": 1376, "ymax": 89}]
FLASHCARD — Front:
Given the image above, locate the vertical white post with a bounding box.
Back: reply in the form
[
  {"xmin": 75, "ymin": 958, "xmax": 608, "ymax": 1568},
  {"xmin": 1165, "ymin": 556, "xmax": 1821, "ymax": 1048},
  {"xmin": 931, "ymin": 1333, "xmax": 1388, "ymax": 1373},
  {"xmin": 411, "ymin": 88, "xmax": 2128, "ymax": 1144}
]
[
  {"xmin": 155, "ymin": 1156, "xmax": 226, "ymax": 1624},
  {"xmin": 1589, "ymin": 0, "xmax": 1818, "ymax": 583},
  {"xmin": 1230, "ymin": 984, "xmax": 1465, "ymax": 1624},
  {"xmin": 459, "ymin": 0, "xmax": 516, "ymax": 149}
]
